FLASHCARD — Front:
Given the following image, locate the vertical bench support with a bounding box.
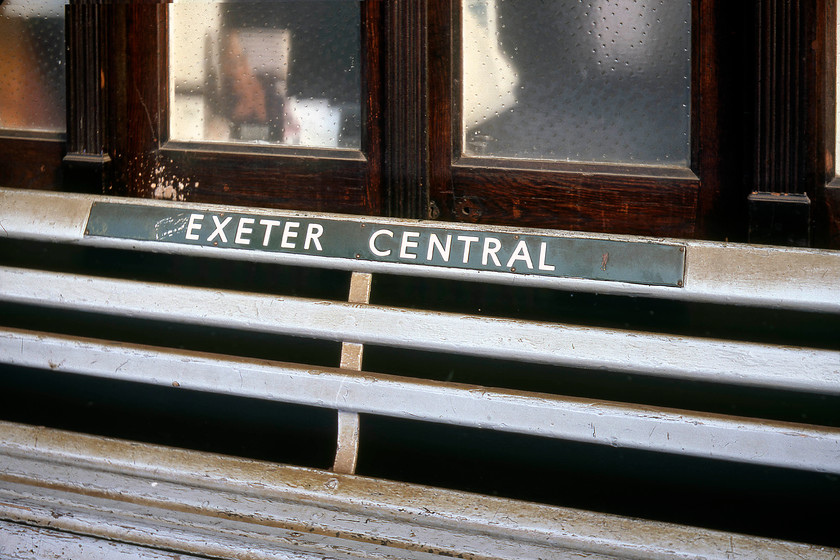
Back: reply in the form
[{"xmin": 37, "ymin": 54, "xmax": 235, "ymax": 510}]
[{"xmin": 332, "ymin": 272, "xmax": 372, "ymax": 474}]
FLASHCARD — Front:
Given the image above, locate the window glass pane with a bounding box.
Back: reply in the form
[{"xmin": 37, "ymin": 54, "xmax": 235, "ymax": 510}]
[
  {"xmin": 169, "ymin": 1, "xmax": 362, "ymax": 150},
  {"xmin": 0, "ymin": 0, "xmax": 67, "ymax": 133},
  {"xmin": 462, "ymin": 0, "xmax": 691, "ymax": 165}
]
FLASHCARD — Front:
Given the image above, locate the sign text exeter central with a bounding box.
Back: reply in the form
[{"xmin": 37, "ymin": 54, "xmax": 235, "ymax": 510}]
[{"xmin": 85, "ymin": 202, "xmax": 686, "ymax": 287}]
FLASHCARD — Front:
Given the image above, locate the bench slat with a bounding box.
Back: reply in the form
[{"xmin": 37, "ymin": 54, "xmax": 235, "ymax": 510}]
[
  {"xmin": 1, "ymin": 265, "xmax": 838, "ymax": 395},
  {"xmin": 2, "ymin": 421, "xmax": 838, "ymax": 560},
  {"xmin": 3, "ymin": 328, "xmax": 838, "ymax": 473},
  {"xmin": 2, "ymin": 188, "xmax": 839, "ymax": 312}
]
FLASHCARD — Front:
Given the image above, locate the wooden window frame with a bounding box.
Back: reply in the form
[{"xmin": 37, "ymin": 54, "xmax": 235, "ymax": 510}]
[
  {"xmin": 426, "ymin": 0, "xmax": 746, "ymax": 240},
  {"xmin": 820, "ymin": 0, "xmax": 840, "ymax": 247},
  {"xmin": 4, "ymin": 0, "xmax": 840, "ymax": 247},
  {"xmin": 0, "ymin": 2, "xmax": 67, "ymax": 193},
  {"xmin": 0, "ymin": 132, "xmax": 65, "ymax": 193},
  {"xmin": 104, "ymin": 2, "xmax": 384, "ymax": 216}
]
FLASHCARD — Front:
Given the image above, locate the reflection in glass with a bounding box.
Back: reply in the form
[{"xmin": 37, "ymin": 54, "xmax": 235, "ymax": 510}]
[
  {"xmin": 462, "ymin": 0, "xmax": 691, "ymax": 165},
  {"xmin": 170, "ymin": 1, "xmax": 362, "ymax": 150},
  {"xmin": 0, "ymin": 0, "xmax": 67, "ymax": 132}
]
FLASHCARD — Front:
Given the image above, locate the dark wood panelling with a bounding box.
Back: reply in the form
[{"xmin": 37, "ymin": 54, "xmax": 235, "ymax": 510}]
[
  {"xmin": 450, "ymin": 168, "xmax": 699, "ymax": 238},
  {"xmin": 754, "ymin": 0, "xmax": 809, "ymax": 196},
  {"xmin": 161, "ymin": 149, "xmax": 370, "ymax": 213},
  {"xmin": 0, "ymin": 137, "xmax": 64, "ymax": 191},
  {"xmin": 426, "ymin": 0, "xmax": 453, "ymax": 222},
  {"xmin": 751, "ymin": 0, "xmax": 838, "ymax": 247},
  {"xmin": 383, "ymin": 0, "xmax": 428, "ymax": 219},
  {"xmin": 64, "ymin": 1, "xmax": 112, "ymax": 192},
  {"xmin": 109, "ymin": 3, "xmax": 165, "ymax": 199},
  {"xmin": 819, "ymin": 0, "xmax": 840, "ymax": 248},
  {"xmin": 827, "ymin": 182, "xmax": 840, "ymax": 247}
]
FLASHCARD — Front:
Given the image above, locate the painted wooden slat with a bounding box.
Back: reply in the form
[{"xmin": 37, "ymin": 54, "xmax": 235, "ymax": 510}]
[
  {"xmin": 2, "ymin": 328, "xmax": 839, "ymax": 474},
  {"xmin": 1, "ymin": 265, "xmax": 838, "ymax": 395}
]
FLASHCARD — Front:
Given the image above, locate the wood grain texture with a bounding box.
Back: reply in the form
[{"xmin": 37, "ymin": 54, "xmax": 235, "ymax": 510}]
[
  {"xmin": 0, "ymin": 137, "xmax": 65, "ymax": 192},
  {"xmin": 451, "ymin": 167, "xmax": 699, "ymax": 237},
  {"xmin": 826, "ymin": 182, "xmax": 840, "ymax": 248},
  {"xmin": 382, "ymin": 0, "xmax": 428, "ymax": 219},
  {"xmin": 754, "ymin": 0, "xmax": 809, "ymax": 197},
  {"xmin": 750, "ymin": 0, "xmax": 838, "ymax": 248},
  {"xmin": 815, "ymin": 0, "xmax": 839, "ymax": 249},
  {"xmin": 161, "ymin": 149, "xmax": 370, "ymax": 213},
  {"xmin": 63, "ymin": 2, "xmax": 113, "ymax": 192}
]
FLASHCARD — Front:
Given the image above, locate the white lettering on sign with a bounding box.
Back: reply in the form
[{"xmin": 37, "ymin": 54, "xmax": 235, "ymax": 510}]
[
  {"xmin": 400, "ymin": 231, "xmax": 420, "ymax": 260},
  {"xmin": 185, "ymin": 213, "xmax": 204, "ymax": 241},
  {"xmin": 427, "ymin": 233, "xmax": 451, "ymax": 262},
  {"xmin": 183, "ymin": 213, "xmax": 324, "ymax": 252},
  {"xmin": 235, "ymin": 217, "xmax": 254, "ymax": 245},
  {"xmin": 538, "ymin": 242, "xmax": 555, "ymax": 271},
  {"xmin": 506, "ymin": 240, "xmax": 533, "ymax": 270},
  {"xmin": 281, "ymin": 221, "xmax": 300, "ymax": 249},
  {"xmin": 259, "ymin": 219, "xmax": 281, "ymax": 246},
  {"xmin": 482, "ymin": 237, "xmax": 502, "ymax": 267},
  {"xmin": 208, "ymin": 215, "xmax": 233, "ymax": 243},
  {"xmin": 457, "ymin": 235, "xmax": 480, "ymax": 264},
  {"xmin": 179, "ymin": 212, "xmax": 560, "ymax": 274},
  {"xmin": 305, "ymin": 223, "xmax": 324, "ymax": 251},
  {"xmin": 369, "ymin": 229, "xmax": 393, "ymax": 257}
]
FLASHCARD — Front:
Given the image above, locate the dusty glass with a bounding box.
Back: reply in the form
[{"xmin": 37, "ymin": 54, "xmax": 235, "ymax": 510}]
[
  {"xmin": 0, "ymin": 0, "xmax": 67, "ymax": 133},
  {"xmin": 462, "ymin": 0, "xmax": 691, "ymax": 166},
  {"xmin": 169, "ymin": 1, "xmax": 362, "ymax": 150}
]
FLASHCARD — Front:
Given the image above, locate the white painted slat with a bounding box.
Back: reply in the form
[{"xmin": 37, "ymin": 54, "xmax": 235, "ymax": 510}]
[
  {"xmin": 0, "ymin": 188, "xmax": 91, "ymax": 242},
  {"xmin": 1, "ymin": 421, "xmax": 836, "ymax": 560},
  {"xmin": 2, "ymin": 328, "xmax": 838, "ymax": 473},
  {"xmin": 0, "ymin": 520, "xmax": 210, "ymax": 560},
  {"xmin": 2, "ymin": 187, "xmax": 839, "ymax": 312},
  {"xmin": 0, "ymin": 487, "xmax": 433, "ymax": 560},
  {"xmin": 1, "ymin": 265, "xmax": 837, "ymax": 395}
]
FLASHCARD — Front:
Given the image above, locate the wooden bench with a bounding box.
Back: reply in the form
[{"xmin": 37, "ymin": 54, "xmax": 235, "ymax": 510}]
[{"xmin": 1, "ymin": 187, "xmax": 839, "ymax": 559}]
